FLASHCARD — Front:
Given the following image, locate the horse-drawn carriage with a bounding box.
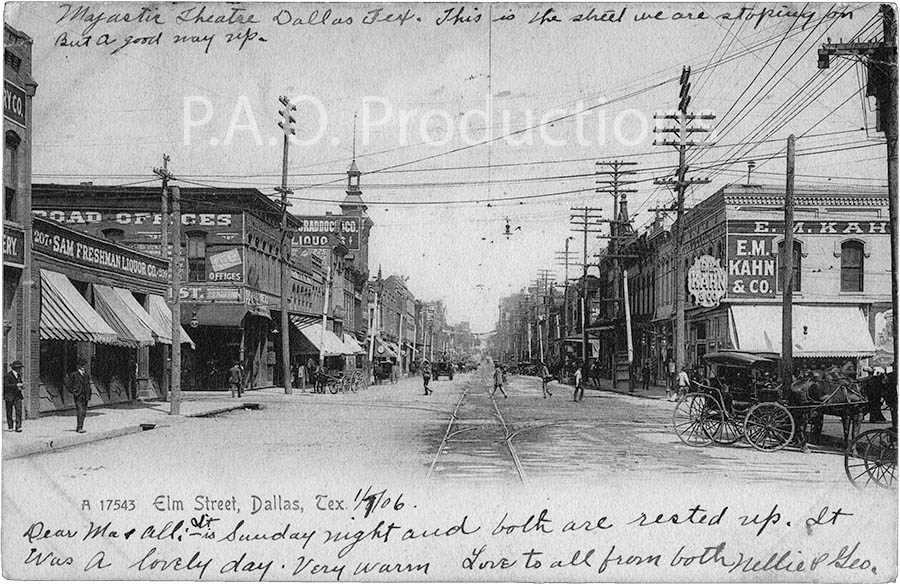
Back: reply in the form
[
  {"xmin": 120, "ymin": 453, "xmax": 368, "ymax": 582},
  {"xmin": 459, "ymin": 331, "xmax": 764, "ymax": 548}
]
[{"xmin": 672, "ymin": 351, "xmax": 896, "ymax": 487}]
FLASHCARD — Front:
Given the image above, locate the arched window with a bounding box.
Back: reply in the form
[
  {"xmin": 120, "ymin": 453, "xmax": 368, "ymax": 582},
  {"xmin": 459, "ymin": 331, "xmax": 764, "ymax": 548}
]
[
  {"xmin": 841, "ymin": 241, "xmax": 865, "ymax": 292},
  {"xmin": 777, "ymin": 240, "xmax": 802, "ymax": 292},
  {"xmin": 101, "ymin": 227, "xmax": 125, "ymax": 241},
  {"xmin": 4, "ymin": 131, "xmax": 20, "ymax": 221},
  {"xmin": 186, "ymin": 231, "xmax": 207, "ymax": 282}
]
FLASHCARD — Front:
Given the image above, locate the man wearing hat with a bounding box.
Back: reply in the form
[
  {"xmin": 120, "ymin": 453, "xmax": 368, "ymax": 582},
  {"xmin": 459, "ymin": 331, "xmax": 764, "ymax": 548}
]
[
  {"xmin": 4, "ymin": 360, "xmax": 25, "ymax": 432},
  {"xmin": 64, "ymin": 358, "xmax": 91, "ymax": 433}
]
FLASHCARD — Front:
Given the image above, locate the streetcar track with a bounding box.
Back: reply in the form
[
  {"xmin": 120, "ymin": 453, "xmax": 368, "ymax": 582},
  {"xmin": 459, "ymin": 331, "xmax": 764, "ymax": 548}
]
[
  {"xmin": 426, "ymin": 384, "xmax": 469, "ymax": 480},
  {"xmin": 490, "ymin": 392, "xmax": 528, "ymax": 485}
]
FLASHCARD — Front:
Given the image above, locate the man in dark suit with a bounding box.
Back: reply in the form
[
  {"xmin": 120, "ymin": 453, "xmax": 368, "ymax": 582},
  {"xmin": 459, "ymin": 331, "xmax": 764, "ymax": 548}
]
[
  {"xmin": 65, "ymin": 358, "xmax": 91, "ymax": 433},
  {"xmin": 4, "ymin": 360, "xmax": 25, "ymax": 432}
]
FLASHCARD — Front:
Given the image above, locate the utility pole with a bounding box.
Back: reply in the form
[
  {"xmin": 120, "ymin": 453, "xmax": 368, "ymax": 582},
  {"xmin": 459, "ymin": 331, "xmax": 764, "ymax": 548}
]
[
  {"xmin": 570, "ymin": 207, "xmax": 604, "ymax": 380},
  {"xmin": 782, "ymin": 135, "xmax": 796, "ymax": 397},
  {"xmin": 170, "ymin": 186, "xmax": 182, "ymax": 415},
  {"xmin": 319, "ymin": 262, "xmax": 332, "ymax": 367},
  {"xmin": 653, "ymin": 66, "xmax": 715, "ymax": 375},
  {"xmin": 368, "ymin": 291, "xmax": 378, "ymax": 381},
  {"xmin": 818, "ymin": 4, "xmax": 897, "ymax": 376},
  {"xmin": 276, "ymin": 96, "xmax": 297, "ymax": 395},
  {"xmin": 153, "ymin": 155, "xmax": 174, "ymax": 402},
  {"xmin": 596, "ymin": 160, "xmax": 638, "ymax": 388},
  {"xmin": 555, "ymin": 237, "xmax": 578, "ymax": 338}
]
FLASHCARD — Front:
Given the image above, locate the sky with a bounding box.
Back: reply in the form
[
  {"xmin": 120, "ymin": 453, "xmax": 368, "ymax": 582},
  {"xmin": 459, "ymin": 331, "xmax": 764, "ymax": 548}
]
[{"xmin": 8, "ymin": 2, "xmax": 888, "ymax": 332}]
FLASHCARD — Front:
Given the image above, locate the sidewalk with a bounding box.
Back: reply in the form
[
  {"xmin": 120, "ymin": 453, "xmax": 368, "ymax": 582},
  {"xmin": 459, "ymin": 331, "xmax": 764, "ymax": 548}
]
[
  {"xmin": 2, "ymin": 396, "xmax": 247, "ymax": 460},
  {"xmin": 589, "ymin": 376, "xmax": 669, "ymax": 400}
]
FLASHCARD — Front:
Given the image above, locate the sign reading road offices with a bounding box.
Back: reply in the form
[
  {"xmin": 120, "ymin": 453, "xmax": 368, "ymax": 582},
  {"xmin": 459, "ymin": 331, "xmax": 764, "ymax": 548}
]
[{"xmin": 687, "ymin": 255, "xmax": 727, "ymax": 308}]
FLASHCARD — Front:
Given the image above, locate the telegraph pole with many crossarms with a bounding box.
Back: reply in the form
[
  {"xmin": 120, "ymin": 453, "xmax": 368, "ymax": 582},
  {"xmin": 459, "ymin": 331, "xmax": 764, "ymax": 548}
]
[
  {"xmin": 276, "ymin": 96, "xmax": 297, "ymax": 395},
  {"xmin": 570, "ymin": 207, "xmax": 604, "ymax": 381},
  {"xmin": 818, "ymin": 4, "xmax": 898, "ymax": 377},
  {"xmin": 653, "ymin": 66, "xmax": 716, "ymax": 376}
]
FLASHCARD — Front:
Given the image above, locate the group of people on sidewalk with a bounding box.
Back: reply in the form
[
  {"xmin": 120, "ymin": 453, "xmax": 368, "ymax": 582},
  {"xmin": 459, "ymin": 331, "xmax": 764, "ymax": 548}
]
[
  {"xmin": 4, "ymin": 358, "xmax": 92, "ymax": 434},
  {"xmin": 489, "ymin": 361, "xmax": 586, "ymax": 402}
]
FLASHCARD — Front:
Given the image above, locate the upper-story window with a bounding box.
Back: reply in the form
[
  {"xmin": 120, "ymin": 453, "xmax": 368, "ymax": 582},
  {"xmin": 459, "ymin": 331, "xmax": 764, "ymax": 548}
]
[
  {"xmin": 101, "ymin": 228, "xmax": 125, "ymax": 242},
  {"xmin": 186, "ymin": 231, "xmax": 207, "ymax": 282},
  {"xmin": 4, "ymin": 131, "xmax": 20, "ymax": 222},
  {"xmin": 840, "ymin": 241, "xmax": 865, "ymax": 292},
  {"xmin": 777, "ymin": 240, "xmax": 802, "ymax": 292}
]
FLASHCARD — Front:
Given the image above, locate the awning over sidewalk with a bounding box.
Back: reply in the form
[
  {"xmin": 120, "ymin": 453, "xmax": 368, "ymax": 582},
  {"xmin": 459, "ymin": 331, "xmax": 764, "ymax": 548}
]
[
  {"xmin": 148, "ymin": 295, "xmax": 196, "ymax": 349},
  {"xmin": 729, "ymin": 305, "xmax": 876, "ymax": 358},
  {"xmin": 374, "ymin": 337, "xmax": 398, "ymax": 359},
  {"xmin": 290, "ymin": 317, "xmax": 346, "ymax": 356},
  {"xmin": 92, "ymin": 284, "xmax": 156, "ymax": 347},
  {"xmin": 39, "ymin": 270, "xmax": 118, "ymax": 345},
  {"xmin": 342, "ymin": 334, "xmax": 366, "ymax": 355}
]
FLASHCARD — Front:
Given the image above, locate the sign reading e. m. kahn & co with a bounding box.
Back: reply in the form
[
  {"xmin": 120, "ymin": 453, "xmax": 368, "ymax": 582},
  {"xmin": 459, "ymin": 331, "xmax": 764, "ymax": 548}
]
[
  {"xmin": 726, "ymin": 233, "xmax": 777, "ymax": 298},
  {"xmin": 687, "ymin": 255, "xmax": 727, "ymax": 308},
  {"xmin": 3, "ymin": 225, "xmax": 24, "ymax": 268},
  {"xmin": 32, "ymin": 218, "xmax": 168, "ymax": 282},
  {"xmin": 4, "ymin": 80, "xmax": 26, "ymax": 128}
]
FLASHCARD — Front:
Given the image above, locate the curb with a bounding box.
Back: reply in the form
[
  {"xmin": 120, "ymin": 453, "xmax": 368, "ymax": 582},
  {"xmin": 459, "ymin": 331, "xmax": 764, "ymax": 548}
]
[
  {"xmin": 593, "ymin": 385, "xmax": 666, "ymax": 401},
  {"xmin": 2, "ymin": 404, "xmax": 245, "ymax": 461}
]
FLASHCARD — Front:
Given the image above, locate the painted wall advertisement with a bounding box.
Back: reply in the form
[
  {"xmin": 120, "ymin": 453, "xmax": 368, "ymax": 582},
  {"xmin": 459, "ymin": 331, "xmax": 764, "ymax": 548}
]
[
  {"xmin": 293, "ymin": 216, "xmax": 360, "ymax": 251},
  {"xmin": 726, "ymin": 233, "xmax": 776, "ymax": 298},
  {"xmin": 687, "ymin": 255, "xmax": 727, "ymax": 308},
  {"xmin": 208, "ymin": 248, "xmax": 243, "ymax": 282}
]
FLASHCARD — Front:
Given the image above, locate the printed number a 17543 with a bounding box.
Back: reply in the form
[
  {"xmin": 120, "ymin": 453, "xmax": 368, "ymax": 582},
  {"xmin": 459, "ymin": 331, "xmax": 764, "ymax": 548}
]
[{"xmin": 100, "ymin": 499, "xmax": 136, "ymax": 512}]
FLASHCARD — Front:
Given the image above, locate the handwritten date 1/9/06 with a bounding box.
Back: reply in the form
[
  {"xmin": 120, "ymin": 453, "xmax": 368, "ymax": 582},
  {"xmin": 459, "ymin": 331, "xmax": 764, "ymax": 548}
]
[{"xmin": 353, "ymin": 486, "xmax": 405, "ymax": 519}]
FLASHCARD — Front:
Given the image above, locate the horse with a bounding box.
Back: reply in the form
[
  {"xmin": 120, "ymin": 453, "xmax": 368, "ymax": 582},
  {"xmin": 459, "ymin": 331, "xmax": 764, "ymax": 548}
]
[
  {"xmin": 789, "ymin": 373, "xmax": 867, "ymax": 449},
  {"xmin": 861, "ymin": 371, "xmax": 898, "ymax": 426}
]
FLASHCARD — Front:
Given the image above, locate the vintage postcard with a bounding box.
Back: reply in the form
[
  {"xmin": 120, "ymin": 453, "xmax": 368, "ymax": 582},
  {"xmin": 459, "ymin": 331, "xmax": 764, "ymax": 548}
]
[{"xmin": 2, "ymin": 1, "xmax": 897, "ymax": 581}]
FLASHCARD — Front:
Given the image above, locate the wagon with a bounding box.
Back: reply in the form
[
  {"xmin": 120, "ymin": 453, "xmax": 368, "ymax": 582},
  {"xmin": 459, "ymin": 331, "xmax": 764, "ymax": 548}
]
[
  {"xmin": 672, "ymin": 352, "xmax": 796, "ymax": 452},
  {"xmin": 844, "ymin": 427, "xmax": 897, "ymax": 488}
]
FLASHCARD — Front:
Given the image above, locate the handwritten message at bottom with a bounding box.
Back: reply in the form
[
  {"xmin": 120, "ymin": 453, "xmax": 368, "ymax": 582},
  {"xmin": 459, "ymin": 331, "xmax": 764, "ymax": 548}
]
[{"xmin": 3, "ymin": 477, "xmax": 896, "ymax": 582}]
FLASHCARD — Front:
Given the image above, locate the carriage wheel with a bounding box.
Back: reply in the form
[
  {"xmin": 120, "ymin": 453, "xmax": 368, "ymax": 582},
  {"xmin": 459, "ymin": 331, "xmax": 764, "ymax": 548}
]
[
  {"xmin": 709, "ymin": 411, "xmax": 744, "ymax": 445},
  {"xmin": 672, "ymin": 393, "xmax": 722, "ymax": 447},
  {"xmin": 845, "ymin": 429, "xmax": 897, "ymax": 489},
  {"xmin": 744, "ymin": 402, "xmax": 795, "ymax": 452},
  {"xmin": 328, "ymin": 381, "xmax": 339, "ymax": 395}
]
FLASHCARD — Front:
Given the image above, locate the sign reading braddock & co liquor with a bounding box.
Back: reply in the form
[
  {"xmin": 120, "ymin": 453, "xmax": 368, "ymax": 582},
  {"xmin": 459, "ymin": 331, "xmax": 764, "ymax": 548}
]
[
  {"xmin": 293, "ymin": 216, "xmax": 361, "ymax": 251},
  {"xmin": 687, "ymin": 255, "xmax": 727, "ymax": 308}
]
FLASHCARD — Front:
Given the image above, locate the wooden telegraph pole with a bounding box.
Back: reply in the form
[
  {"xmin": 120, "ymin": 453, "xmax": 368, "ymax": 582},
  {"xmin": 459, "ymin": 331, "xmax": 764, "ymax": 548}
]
[
  {"xmin": 276, "ymin": 96, "xmax": 297, "ymax": 395},
  {"xmin": 818, "ymin": 4, "xmax": 898, "ymax": 376},
  {"xmin": 170, "ymin": 186, "xmax": 182, "ymax": 415},
  {"xmin": 782, "ymin": 136, "xmax": 796, "ymax": 396},
  {"xmin": 570, "ymin": 207, "xmax": 604, "ymax": 380},
  {"xmin": 654, "ymin": 66, "xmax": 715, "ymax": 375},
  {"xmin": 153, "ymin": 155, "xmax": 174, "ymax": 401}
]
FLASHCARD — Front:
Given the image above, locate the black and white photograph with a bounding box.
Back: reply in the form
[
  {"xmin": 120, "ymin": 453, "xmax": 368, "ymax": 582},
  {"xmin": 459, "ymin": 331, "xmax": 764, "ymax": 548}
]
[{"xmin": 1, "ymin": 1, "xmax": 898, "ymax": 581}]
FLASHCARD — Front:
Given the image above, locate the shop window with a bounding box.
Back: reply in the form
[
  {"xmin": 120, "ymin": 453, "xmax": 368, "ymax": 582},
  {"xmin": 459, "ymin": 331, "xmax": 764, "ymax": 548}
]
[
  {"xmin": 4, "ymin": 131, "xmax": 20, "ymax": 221},
  {"xmin": 186, "ymin": 231, "xmax": 207, "ymax": 282},
  {"xmin": 841, "ymin": 241, "xmax": 864, "ymax": 292},
  {"xmin": 777, "ymin": 240, "xmax": 802, "ymax": 292},
  {"xmin": 102, "ymin": 228, "xmax": 125, "ymax": 241}
]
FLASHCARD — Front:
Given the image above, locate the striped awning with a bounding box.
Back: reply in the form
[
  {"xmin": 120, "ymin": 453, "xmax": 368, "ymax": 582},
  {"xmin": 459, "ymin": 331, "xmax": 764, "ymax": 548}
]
[
  {"xmin": 92, "ymin": 284, "xmax": 155, "ymax": 347},
  {"xmin": 342, "ymin": 334, "xmax": 366, "ymax": 355},
  {"xmin": 148, "ymin": 295, "xmax": 195, "ymax": 349},
  {"xmin": 40, "ymin": 270, "xmax": 118, "ymax": 345},
  {"xmin": 290, "ymin": 317, "xmax": 346, "ymax": 356}
]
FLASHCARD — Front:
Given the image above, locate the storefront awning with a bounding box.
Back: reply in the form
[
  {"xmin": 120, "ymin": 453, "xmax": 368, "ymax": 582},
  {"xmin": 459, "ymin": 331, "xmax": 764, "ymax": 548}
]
[
  {"xmin": 93, "ymin": 285, "xmax": 156, "ymax": 347},
  {"xmin": 729, "ymin": 305, "xmax": 876, "ymax": 358},
  {"xmin": 148, "ymin": 295, "xmax": 196, "ymax": 349},
  {"xmin": 342, "ymin": 334, "xmax": 366, "ymax": 355},
  {"xmin": 39, "ymin": 270, "xmax": 118, "ymax": 345},
  {"xmin": 374, "ymin": 337, "xmax": 398, "ymax": 359},
  {"xmin": 290, "ymin": 317, "xmax": 346, "ymax": 357}
]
